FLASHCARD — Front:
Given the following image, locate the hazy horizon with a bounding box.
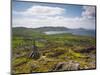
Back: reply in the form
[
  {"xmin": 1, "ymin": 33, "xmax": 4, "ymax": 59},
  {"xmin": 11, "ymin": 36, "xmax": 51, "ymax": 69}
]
[{"xmin": 12, "ymin": 26, "xmax": 96, "ymax": 30}]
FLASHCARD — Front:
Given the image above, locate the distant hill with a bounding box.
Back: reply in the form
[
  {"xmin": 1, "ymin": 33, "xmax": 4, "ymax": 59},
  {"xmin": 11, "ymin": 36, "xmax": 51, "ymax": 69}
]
[
  {"xmin": 12, "ymin": 27, "xmax": 69, "ymax": 36},
  {"xmin": 12, "ymin": 27, "xmax": 43, "ymax": 37},
  {"xmin": 12, "ymin": 27, "xmax": 95, "ymax": 37},
  {"xmin": 34, "ymin": 27, "xmax": 69, "ymax": 32}
]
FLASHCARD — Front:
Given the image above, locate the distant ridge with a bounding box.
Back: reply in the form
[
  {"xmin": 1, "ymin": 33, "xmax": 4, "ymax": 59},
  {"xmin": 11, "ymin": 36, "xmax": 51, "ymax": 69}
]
[
  {"xmin": 12, "ymin": 26, "xmax": 69, "ymax": 32},
  {"xmin": 12, "ymin": 26, "xmax": 95, "ymax": 37}
]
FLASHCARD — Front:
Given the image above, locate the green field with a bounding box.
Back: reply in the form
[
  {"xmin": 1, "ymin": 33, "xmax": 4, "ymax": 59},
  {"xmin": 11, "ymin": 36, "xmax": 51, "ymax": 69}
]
[{"xmin": 12, "ymin": 28, "xmax": 96, "ymax": 74}]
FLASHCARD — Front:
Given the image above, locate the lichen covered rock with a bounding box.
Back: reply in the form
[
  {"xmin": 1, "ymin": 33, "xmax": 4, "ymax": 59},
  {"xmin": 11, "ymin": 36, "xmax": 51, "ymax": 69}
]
[{"xmin": 51, "ymin": 60, "xmax": 80, "ymax": 71}]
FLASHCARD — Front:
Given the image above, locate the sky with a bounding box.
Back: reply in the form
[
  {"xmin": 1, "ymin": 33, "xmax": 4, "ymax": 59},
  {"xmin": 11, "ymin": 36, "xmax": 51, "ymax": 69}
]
[{"xmin": 12, "ymin": 1, "xmax": 96, "ymax": 29}]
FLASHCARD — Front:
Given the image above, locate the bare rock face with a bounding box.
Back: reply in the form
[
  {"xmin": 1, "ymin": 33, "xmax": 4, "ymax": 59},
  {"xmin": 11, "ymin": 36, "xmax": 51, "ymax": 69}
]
[{"xmin": 51, "ymin": 60, "xmax": 80, "ymax": 71}]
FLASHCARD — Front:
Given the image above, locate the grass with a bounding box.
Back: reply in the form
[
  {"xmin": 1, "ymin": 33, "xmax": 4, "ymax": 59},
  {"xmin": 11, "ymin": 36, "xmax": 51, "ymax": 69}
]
[{"xmin": 12, "ymin": 32, "xmax": 96, "ymax": 74}]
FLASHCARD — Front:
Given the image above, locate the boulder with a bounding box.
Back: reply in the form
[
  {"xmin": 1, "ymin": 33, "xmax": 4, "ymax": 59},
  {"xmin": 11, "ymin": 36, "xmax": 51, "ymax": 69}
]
[
  {"xmin": 75, "ymin": 46, "xmax": 96, "ymax": 53},
  {"xmin": 51, "ymin": 60, "xmax": 80, "ymax": 71}
]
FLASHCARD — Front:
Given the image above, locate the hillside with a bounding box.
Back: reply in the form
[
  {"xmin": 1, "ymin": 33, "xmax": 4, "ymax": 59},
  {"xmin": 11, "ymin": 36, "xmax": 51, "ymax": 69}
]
[
  {"xmin": 12, "ymin": 27, "xmax": 95, "ymax": 37},
  {"xmin": 12, "ymin": 26, "xmax": 96, "ymax": 74}
]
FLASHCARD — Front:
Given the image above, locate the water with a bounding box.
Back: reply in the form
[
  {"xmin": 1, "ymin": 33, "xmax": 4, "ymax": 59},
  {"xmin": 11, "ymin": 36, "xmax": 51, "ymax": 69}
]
[
  {"xmin": 44, "ymin": 31, "xmax": 68, "ymax": 34},
  {"xmin": 44, "ymin": 30, "xmax": 95, "ymax": 37}
]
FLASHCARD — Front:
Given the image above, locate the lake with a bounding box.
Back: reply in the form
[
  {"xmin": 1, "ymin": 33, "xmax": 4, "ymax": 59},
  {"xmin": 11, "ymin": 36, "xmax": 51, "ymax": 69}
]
[{"xmin": 44, "ymin": 30, "xmax": 95, "ymax": 37}]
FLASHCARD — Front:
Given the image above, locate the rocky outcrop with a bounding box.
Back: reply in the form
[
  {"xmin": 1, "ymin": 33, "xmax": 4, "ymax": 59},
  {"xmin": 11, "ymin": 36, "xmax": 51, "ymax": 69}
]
[
  {"xmin": 29, "ymin": 45, "xmax": 41, "ymax": 59},
  {"xmin": 51, "ymin": 60, "xmax": 80, "ymax": 71},
  {"xmin": 75, "ymin": 46, "xmax": 96, "ymax": 53}
]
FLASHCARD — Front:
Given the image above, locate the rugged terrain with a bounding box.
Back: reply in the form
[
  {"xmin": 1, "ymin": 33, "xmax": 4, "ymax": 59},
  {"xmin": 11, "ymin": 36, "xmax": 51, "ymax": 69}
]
[{"xmin": 12, "ymin": 27, "xmax": 96, "ymax": 74}]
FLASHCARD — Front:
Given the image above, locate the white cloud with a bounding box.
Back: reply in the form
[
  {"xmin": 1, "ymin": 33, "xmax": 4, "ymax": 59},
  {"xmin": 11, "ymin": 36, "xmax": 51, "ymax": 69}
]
[
  {"xmin": 13, "ymin": 16, "xmax": 95, "ymax": 29},
  {"xmin": 14, "ymin": 5, "xmax": 65, "ymax": 16},
  {"xmin": 82, "ymin": 6, "xmax": 96, "ymax": 19}
]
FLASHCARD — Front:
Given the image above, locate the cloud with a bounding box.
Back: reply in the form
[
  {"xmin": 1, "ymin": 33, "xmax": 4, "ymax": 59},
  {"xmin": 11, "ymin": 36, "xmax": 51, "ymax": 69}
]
[
  {"xmin": 82, "ymin": 6, "xmax": 96, "ymax": 19},
  {"xmin": 14, "ymin": 5, "xmax": 65, "ymax": 16},
  {"xmin": 13, "ymin": 5, "xmax": 96, "ymax": 29},
  {"xmin": 13, "ymin": 16, "xmax": 95, "ymax": 29}
]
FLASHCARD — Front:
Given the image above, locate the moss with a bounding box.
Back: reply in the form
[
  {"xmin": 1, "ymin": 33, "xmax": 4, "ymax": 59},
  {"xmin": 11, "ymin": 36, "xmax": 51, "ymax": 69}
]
[
  {"xmin": 12, "ymin": 57, "xmax": 29, "ymax": 67},
  {"xmin": 12, "ymin": 32, "xmax": 96, "ymax": 73}
]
